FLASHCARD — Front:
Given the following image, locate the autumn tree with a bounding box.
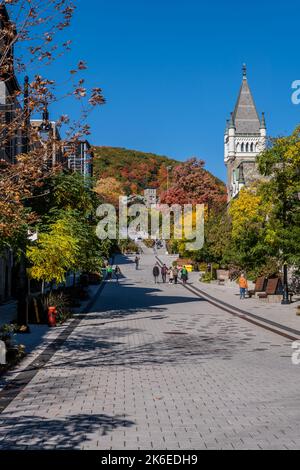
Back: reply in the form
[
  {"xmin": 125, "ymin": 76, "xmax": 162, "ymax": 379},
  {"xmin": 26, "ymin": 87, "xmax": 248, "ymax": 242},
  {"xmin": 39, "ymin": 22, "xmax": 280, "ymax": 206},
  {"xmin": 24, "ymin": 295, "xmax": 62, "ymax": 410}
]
[
  {"xmin": 94, "ymin": 176, "xmax": 125, "ymax": 207},
  {"xmin": 0, "ymin": 1, "xmax": 105, "ymax": 325},
  {"xmin": 0, "ymin": 0, "xmax": 105, "ymax": 247},
  {"xmin": 160, "ymin": 158, "xmax": 227, "ymax": 211}
]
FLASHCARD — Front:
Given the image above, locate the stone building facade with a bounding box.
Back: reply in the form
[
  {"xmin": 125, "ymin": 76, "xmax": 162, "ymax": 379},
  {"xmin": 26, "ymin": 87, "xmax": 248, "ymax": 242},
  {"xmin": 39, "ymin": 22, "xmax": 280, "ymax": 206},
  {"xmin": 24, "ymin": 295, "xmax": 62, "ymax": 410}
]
[
  {"xmin": 0, "ymin": 4, "xmax": 23, "ymax": 303},
  {"xmin": 224, "ymin": 65, "xmax": 267, "ymax": 201},
  {"xmin": 64, "ymin": 140, "xmax": 94, "ymax": 181},
  {"xmin": 0, "ymin": 4, "xmax": 23, "ymax": 164}
]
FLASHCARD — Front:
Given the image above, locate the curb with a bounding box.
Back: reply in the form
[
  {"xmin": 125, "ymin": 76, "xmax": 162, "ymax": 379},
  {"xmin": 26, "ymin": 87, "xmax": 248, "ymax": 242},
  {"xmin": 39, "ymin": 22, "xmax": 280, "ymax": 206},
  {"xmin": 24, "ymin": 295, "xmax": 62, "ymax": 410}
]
[{"xmin": 0, "ymin": 280, "xmax": 107, "ymax": 414}]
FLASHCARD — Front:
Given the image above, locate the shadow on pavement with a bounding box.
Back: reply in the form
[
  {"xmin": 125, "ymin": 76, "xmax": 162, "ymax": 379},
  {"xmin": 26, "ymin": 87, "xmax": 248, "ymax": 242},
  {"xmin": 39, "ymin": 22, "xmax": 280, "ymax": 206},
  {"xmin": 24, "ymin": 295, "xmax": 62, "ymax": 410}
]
[
  {"xmin": 0, "ymin": 413, "xmax": 135, "ymax": 449},
  {"xmin": 40, "ymin": 317, "xmax": 253, "ymax": 371},
  {"xmin": 91, "ymin": 282, "xmax": 201, "ymax": 319}
]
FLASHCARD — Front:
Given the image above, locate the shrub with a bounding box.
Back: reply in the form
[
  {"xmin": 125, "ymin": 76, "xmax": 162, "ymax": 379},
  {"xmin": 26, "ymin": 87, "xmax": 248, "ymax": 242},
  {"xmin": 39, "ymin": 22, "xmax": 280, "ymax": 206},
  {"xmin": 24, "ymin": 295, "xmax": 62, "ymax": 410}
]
[
  {"xmin": 198, "ymin": 263, "xmax": 207, "ymax": 272},
  {"xmin": 200, "ymin": 273, "xmax": 213, "ymax": 283}
]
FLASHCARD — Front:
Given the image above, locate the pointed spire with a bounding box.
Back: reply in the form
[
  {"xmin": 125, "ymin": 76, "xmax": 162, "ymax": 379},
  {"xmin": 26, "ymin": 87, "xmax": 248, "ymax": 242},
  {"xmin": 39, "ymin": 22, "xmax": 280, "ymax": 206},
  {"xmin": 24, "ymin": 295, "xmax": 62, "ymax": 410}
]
[
  {"xmin": 260, "ymin": 112, "xmax": 266, "ymax": 129},
  {"xmin": 233, "ymin": 66, "xmax": 261, "ymax": 134}
]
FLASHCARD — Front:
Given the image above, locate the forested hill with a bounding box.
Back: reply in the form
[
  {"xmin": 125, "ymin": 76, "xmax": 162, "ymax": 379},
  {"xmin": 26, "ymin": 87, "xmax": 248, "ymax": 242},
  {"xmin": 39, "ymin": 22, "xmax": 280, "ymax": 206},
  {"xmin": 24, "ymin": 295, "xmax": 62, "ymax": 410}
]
[
  {"xmin": 93, "ymin": 146, "xmax": 178, "ymax": 194},
  {"xmin": 92, "ymin": 146, "xmax": 227, "ymax": 210}
]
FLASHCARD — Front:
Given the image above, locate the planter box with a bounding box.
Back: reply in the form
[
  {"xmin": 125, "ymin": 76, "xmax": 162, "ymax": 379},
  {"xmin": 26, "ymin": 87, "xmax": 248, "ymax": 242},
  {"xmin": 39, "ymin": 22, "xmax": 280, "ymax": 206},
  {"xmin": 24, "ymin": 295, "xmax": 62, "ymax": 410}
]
[{"xmin": 216, "ymin": 270, "xmax": 230, "ymax": 281}]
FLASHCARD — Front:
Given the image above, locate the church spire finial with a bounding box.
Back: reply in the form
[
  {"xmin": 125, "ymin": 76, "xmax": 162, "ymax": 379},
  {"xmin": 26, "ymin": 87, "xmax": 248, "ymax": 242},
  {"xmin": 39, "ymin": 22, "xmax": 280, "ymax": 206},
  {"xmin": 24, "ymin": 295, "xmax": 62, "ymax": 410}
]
[
  {"xmin": 242, "ymin": 63, "xmax": 247, "ymax": 79},
  {"xmin": 260, "ymin": 112, "xmax": 266, "ymax": 129}
]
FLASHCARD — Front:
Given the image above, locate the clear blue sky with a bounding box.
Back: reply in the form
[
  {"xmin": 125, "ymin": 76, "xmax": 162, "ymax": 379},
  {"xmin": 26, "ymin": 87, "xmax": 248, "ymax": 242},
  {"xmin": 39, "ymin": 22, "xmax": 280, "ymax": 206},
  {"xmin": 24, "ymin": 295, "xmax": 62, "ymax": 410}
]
[{"xmin": 50, "ymin": 0, "xmax": 300, "ymax": 181}]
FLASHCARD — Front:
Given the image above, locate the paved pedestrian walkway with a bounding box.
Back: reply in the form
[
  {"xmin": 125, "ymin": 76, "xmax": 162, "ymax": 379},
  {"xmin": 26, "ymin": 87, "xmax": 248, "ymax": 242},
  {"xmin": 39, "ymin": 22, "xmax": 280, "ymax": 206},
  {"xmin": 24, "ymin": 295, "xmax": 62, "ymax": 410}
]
[
  {"xmin": 184, "ymin": 271, "xmax": 300, "ymax": 333},
  {"xmin": 0, "ymin": 253, "xmax": 300, "ymax": 450}
]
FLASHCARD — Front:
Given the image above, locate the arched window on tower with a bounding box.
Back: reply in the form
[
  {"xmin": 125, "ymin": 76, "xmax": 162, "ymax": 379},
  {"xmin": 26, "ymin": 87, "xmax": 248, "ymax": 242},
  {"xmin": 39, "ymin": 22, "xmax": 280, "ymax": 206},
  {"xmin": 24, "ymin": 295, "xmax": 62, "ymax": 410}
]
[
  {"xmin": 241, "ymin": 143, "xmax": 244, "ymax": 152},
  {"xmin": 250, "ymin": 143, "xmax": 254, "ymax": 152},
  {"xmin": 246, "ymin": 143, "xmax": 249, "ymax": 152}
]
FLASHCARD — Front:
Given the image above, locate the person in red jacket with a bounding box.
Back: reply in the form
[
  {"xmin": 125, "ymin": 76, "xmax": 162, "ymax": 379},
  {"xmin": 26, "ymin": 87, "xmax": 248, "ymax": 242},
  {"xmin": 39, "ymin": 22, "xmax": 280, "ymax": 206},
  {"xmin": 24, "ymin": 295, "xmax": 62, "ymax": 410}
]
[{"xmin": 161, "ymin": 264, "xmax": 168, "ymax": 283}]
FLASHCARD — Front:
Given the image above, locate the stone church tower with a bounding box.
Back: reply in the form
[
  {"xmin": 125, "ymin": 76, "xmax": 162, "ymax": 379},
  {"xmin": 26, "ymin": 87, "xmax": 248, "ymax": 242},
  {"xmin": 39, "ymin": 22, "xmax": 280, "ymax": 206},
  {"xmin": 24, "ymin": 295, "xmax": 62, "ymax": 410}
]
[{"xmin": 224, "ymin": 65, "xmax": 267, "ymax": 201}]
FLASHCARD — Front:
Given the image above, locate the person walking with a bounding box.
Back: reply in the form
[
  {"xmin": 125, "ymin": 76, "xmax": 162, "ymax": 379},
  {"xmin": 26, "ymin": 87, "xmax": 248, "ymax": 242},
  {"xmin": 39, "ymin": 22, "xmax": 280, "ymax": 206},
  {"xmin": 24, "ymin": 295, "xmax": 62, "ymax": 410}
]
[
  {"xmin": 114, "ymin": 265, "xmax": 122, "ymax": 284},
  {"xmin": 106, "ymin": 265, "xmax": 113, "ymax": 281},
  {"xmin": 181, "ymin": 266, "xmax": 188, "ymax": 285},
  {"xmin": 135, "ymin": 256, "xmax": 140, "ymax": 270},
  {"xmin": 172, "ymin": 266, "xmax": 179, "ymax": 285},
  {"xmin": 161, "ymin": 264, "xmax": 168, "ymax": 283},
  {"xmin": 168, "ymin": 267, "xmax": 174, "ymax": 284},
  {"xmin": 153, "ymin": 264, "xmax": 160, "ymax": 284},
  {"xmin": 239, "ymin": 273, "xmax": 248, "ymax": 299}
]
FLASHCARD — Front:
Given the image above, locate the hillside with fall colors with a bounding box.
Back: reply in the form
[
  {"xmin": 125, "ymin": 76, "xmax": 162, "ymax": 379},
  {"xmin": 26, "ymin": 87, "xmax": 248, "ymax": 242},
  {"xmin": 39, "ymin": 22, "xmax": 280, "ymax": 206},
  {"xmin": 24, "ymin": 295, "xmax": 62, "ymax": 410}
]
[
  {"xmin": 93, "ymin": 146, "xmax": 178, "ymax": 195},
  {"xmin": 93, "ymin": 146, "xmax": 227, "ymax": 209}
]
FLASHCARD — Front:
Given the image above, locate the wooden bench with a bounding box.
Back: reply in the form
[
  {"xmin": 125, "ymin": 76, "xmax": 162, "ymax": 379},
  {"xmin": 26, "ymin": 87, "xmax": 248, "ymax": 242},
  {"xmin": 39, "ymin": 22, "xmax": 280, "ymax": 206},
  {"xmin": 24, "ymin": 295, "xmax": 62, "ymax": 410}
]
[
  {"xmin": 248, "ymin": 277, "xmax": 267, "ymax": 298},
  {"xmin": 257, "ymin": 278, "xmax": 283, "ymax": 300}
]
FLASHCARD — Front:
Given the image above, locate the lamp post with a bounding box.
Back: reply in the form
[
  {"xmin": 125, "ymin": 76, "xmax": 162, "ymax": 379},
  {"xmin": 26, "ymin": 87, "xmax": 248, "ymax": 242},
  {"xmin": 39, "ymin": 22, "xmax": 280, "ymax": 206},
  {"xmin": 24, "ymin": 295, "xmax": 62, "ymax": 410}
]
[
  {"xmin": 280, "ymin": 158, "xmax": 292, "ymax": 305},
  {"xmin": 283, "ymin": 191, "xmax": 300, "ymax": 304},
  {"xmin": 281, "ymin": 262, "xmax": 290, "ymax": 305}
]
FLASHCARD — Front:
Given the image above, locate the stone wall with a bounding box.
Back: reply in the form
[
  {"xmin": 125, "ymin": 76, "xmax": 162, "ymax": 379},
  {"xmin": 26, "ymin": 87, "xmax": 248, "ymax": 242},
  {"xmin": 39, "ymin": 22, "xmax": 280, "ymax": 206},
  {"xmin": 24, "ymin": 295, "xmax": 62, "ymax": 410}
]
[{"xmin": 241, "ymin": 161, "xmax": 262, "ymax": 186}]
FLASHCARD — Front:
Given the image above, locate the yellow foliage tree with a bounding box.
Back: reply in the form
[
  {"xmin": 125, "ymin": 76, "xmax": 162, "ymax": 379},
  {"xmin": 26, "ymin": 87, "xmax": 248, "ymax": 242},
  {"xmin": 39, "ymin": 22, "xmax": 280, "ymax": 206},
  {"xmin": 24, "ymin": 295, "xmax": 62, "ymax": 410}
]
[
  {"xmin": 94, "ymin": 177, "xmax": 125, "ymax": 206},
  {"xmin": 229, "ymin": 187, "xmax": 267, "ymax": 240}
]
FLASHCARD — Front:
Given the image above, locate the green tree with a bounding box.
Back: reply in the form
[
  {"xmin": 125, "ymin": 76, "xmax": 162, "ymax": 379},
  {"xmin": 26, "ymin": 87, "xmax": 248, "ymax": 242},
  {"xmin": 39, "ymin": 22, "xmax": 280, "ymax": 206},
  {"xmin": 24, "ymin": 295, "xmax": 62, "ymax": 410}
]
[{"xmin": 258, "ymin": 127, "xmax": 300, "ymax": 269}]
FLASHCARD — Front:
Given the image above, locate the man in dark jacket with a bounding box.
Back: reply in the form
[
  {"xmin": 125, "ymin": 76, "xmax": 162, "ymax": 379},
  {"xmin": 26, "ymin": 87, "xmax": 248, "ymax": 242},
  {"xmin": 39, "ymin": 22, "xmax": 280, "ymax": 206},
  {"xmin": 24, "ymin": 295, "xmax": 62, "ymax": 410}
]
[{"xmin": 153, "ymin": 264, "xmax": 160, "ymax": 284}]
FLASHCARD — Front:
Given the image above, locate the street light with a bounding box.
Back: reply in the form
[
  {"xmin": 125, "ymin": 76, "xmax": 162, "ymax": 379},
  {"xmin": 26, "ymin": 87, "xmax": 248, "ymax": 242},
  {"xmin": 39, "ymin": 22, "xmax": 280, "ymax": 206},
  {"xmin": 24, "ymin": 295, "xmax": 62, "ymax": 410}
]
[
  {"xmin": 282, "ymin": 262, "xmax": 290, "ymax": 305},
  {"xmin": 279, "ymin": 157, "xmax": 292, "ymax": 305}
]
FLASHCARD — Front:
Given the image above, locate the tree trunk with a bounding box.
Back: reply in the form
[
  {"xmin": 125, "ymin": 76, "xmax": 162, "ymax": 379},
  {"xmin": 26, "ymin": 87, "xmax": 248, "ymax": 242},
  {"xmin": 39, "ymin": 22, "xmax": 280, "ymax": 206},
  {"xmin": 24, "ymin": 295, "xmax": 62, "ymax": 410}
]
[{"xmin": 16, "ymin": 252, "xmax": 29, "ymax": 328}]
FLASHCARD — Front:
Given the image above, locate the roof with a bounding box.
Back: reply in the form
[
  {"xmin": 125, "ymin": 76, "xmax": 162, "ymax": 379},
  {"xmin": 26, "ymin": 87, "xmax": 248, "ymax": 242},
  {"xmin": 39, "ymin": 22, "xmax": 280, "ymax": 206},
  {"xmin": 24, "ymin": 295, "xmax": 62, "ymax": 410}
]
[{"xmin": 232, "ymin": 69, "xmax": 261, "ymax": 135}]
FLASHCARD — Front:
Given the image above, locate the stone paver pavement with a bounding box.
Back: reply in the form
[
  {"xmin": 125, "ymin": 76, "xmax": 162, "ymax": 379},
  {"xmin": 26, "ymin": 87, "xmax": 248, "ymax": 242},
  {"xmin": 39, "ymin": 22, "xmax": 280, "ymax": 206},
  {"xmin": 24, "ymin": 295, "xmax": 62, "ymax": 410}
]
[
  {"xmin": 185, "ymin": 270, "xmax": 300, "ymax": 333},
  {"xmin": 0, "ymin": 253, "xmax": 300, "ymax": 450}
]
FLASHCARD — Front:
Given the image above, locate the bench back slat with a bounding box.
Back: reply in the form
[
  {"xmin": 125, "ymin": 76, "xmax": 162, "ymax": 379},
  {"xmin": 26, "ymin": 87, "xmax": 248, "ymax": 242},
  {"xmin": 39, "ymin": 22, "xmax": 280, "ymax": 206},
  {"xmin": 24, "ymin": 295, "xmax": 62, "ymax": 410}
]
[
  {"xmin": 265, "ymin": 278, "xmax": 282, "ymax": 295},
  {"xmin": 255, "ymin": 277, "xmax": 266, "ymax": 292}
]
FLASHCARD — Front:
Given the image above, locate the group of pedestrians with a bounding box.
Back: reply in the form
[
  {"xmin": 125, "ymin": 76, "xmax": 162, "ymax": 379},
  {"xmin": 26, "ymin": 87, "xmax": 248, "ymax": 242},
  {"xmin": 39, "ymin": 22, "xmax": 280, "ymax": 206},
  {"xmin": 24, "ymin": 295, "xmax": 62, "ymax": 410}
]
[
  {"xmin": 106, "ymin": 264, "xmax": 122, "ymax": 283},
  {"xmin": 152, "ymin": 263, "xmax": 188, "ymax": 285}
]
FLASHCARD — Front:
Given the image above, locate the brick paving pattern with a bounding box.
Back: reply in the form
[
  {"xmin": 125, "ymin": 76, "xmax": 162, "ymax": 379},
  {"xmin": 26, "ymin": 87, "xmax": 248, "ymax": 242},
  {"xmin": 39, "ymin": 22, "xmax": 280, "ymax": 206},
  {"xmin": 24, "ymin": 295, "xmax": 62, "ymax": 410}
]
[{"xmin": 0, "ymin": 253, "xmax": 300, "ymax": 450}]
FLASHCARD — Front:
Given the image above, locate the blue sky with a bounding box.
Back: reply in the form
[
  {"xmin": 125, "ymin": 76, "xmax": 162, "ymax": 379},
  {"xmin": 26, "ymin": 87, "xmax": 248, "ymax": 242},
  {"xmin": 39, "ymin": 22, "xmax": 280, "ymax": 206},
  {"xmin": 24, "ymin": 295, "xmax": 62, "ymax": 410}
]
[{"xmin": 40, "ymin": 0, "xmax": 300, "ymax": 181}]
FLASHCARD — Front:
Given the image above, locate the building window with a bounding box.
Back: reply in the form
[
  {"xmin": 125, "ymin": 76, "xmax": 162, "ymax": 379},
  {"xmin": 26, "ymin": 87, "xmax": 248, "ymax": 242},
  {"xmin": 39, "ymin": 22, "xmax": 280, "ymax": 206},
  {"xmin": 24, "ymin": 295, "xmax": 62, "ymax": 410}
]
[
  {"xmin": 241, "ymin": 143, "xmax": 244, "ymax": 152},
  {"xmin": 246, "ymin": 143, "xmax": 249, "ymax": 152}
]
